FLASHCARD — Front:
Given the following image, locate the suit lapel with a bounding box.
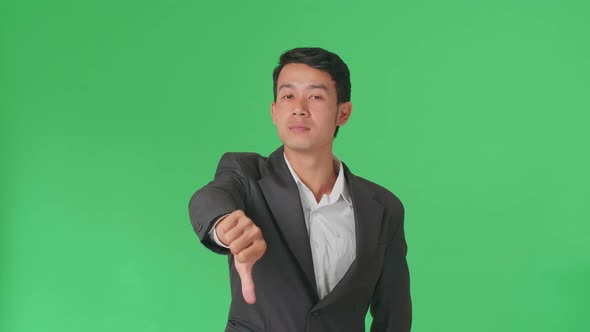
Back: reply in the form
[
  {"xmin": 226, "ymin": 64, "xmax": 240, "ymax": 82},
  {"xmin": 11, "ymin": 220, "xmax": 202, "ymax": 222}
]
[
  {"xmin": 314, "ymin": 163, "xmax": 384, "ymax": 309},
  {"xmin": 258, "ymin": 146, "xmax": 319, "ymax": 300}
]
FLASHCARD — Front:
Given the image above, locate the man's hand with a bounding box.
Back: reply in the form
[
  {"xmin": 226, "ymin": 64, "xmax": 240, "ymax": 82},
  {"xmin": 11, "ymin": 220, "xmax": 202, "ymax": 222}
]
[{"xmin": 216, "ymin": 210, "xmax": 267, "ymax": 304}]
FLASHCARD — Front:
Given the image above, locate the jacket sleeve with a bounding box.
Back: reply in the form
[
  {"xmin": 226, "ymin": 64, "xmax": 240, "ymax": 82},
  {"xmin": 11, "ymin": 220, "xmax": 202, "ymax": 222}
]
[
  {"xmin": 370, "ymin": 206, "xmax": 412, "ymax": 332},
  {"xmin": 188, "ymin": 153, "xmax": 247, "ymax": 254}
]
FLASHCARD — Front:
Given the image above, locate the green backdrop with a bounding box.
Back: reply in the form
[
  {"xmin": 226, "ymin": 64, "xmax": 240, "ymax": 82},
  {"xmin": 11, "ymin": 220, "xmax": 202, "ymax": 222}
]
[{"xmin": 1, "ymin": 0, "xmax": 589, "ymax": 331}]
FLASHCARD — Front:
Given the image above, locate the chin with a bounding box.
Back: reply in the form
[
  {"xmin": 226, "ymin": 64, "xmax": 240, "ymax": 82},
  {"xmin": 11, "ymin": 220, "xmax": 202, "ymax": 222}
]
[{"xmin": 282, "ymin": 140, "xmax": 313, "ymax": 151}]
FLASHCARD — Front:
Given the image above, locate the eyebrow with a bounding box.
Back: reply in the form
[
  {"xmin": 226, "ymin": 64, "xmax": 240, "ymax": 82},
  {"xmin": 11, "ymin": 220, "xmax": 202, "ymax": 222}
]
[{"xmin": 278, "ymin": 83, "xmax": 329, "ymax": 91}]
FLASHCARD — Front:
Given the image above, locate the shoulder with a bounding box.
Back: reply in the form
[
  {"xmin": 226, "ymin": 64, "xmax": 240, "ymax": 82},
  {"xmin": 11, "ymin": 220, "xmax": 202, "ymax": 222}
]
[
  {"xmin": 350, "ymin": 173, "xmax": 407, "ymax": 242},
  {"xmin": 351, "ymin": 173, "xmax": 404, "ymax": 214},
  {"xmin": 216, "ymin": 151, "xmax": 267, "ymax": 179},
  {"xmin": 219, "ymin": 151, "xmax": 266, "ymax": 164}
]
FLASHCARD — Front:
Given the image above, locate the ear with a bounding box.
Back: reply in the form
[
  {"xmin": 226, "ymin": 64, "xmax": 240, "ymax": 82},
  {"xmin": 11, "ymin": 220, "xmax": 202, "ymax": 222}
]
[
  {"xmin": 271, "ymin": 101, "xmax": 277, "ymax": 125},
  {"xmin": 336, "ymin": 101, "xmax": 352, "ymax": 126}
]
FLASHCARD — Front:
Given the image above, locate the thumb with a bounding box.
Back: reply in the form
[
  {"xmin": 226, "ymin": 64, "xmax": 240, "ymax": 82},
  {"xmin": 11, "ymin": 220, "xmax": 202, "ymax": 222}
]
[{"xmin": 235, "ymin": 257, "xmax": 256, "ymax": 304}]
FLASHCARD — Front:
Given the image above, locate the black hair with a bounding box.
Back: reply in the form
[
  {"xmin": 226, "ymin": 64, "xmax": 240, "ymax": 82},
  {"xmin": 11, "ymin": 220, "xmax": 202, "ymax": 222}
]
[{"xmin": 272, "ymin": 47, "xmax": 351, "ymax": 138}]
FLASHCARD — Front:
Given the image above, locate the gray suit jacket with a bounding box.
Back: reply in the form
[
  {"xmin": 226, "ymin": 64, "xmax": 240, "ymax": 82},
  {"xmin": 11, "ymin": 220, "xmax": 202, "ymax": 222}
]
[{"xmin": 189, "ymin": 146, "xmax": 411, "ymax": 332}]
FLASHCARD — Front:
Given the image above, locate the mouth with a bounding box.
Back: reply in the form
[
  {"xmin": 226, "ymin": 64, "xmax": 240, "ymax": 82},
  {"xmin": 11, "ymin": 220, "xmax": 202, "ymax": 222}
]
[{"xmin": 288, "ymin": 125, "xmax": 310, "ymax": 133}]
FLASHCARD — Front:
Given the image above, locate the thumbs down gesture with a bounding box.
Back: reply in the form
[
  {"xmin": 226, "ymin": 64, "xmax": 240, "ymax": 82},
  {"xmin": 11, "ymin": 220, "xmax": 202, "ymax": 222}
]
[{"xmin": 215, "ymin": 210, "xmax": 267, "ymax": 304}]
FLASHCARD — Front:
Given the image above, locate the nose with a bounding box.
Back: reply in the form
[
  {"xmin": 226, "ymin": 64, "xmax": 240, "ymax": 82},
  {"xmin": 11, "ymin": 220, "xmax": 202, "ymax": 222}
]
[{"xmin": 292, "ymin": 98, "xmax": 309, "ymax": 117}]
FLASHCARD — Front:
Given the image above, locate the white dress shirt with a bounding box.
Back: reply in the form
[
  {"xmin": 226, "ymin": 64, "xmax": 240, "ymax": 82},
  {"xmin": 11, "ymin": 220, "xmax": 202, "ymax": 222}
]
[{"xmin": 209, "ymin": 154, "xmax": 356, "ymax": 299}]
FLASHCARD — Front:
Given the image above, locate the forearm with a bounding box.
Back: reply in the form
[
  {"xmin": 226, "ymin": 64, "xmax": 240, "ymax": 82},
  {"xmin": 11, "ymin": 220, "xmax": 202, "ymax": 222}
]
[
  {"xmin": 189, "ymin": 186, "xmax": 239, "ymax": 253},
  {"xmin": 188, "ymin": 153, "xmax": 246, "ymax": 254}
]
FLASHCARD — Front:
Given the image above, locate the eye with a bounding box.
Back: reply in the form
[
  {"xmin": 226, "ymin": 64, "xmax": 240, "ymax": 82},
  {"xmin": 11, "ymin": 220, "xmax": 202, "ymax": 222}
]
[
  {"xmin": 309, "ymin": 95, "xmax": 323, "ymax": 100},
  {"xmin": 282, "ymin": 94, "xmax": 294, "ymax": 100}
]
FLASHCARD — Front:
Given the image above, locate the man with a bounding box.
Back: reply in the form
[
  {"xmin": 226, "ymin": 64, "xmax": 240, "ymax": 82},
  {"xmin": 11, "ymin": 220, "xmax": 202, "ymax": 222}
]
[{"xmin": 188, "ymin": 47, "xmax": 411, "ymax": 332}]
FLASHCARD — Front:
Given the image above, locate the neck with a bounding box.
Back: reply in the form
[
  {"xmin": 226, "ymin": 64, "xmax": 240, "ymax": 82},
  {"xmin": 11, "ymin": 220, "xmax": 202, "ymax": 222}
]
[{"xmin": 284, "ymin": 145, "xmax": 337, "ymax": 203}]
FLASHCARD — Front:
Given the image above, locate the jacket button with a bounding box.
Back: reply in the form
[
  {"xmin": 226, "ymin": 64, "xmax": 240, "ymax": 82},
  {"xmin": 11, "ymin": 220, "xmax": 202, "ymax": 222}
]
[{"xmin": 312, "ymin": 311, "xmax": 320, "ymax": 317}]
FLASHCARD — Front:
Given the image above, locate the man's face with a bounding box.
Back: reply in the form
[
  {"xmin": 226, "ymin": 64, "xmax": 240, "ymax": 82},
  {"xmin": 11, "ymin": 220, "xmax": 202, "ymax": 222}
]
[{"xmin": 271, "ymin": 63, "xmax": 351, "ymax": 153}]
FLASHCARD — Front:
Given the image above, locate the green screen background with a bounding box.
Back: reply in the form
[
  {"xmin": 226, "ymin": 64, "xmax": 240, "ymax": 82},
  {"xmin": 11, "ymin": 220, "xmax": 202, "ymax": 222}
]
[{"xmin": 1, "ymin": 0, "xmax": 589, "ymax": 331}]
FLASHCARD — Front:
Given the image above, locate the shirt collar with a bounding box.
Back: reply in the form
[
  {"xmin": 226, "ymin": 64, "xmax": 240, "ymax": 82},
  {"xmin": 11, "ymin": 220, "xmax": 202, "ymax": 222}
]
[{"xmin": 283, "ymin": 153, "xmax": 352, "ymax": 206}]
